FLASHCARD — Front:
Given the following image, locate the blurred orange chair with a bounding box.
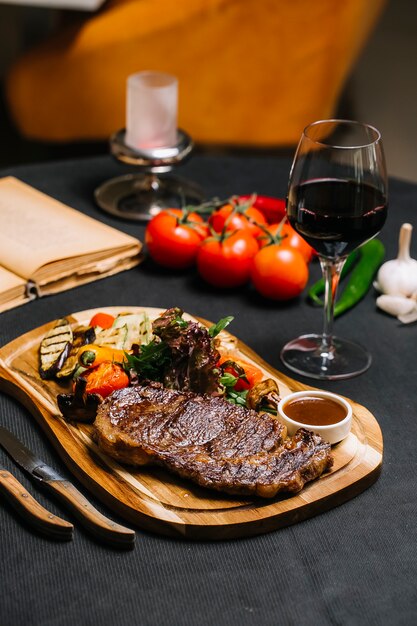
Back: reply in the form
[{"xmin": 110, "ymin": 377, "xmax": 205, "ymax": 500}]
[{"xmin": 5, "ymin": 0, "xmax": 386, "ymax": 147}]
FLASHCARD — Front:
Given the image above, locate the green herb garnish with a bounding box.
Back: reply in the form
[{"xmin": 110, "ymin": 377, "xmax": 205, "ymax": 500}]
[
  {"xmin": 225, "ymin": 388, "xmax": 249, "ymax": 407},
  {"xmin": 126, "ymin": 308, "xmax": 234, "ymax": 396},
  {"xmin": 125, "ymin": 340, "xmax": 171, "ymax": 382},
  {"xmin": 208, "ymin": 316, "xmax": 234, "ymax": 338}
]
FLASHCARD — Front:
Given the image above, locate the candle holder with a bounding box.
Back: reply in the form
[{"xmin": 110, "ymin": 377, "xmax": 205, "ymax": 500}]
[{"xmin": 94, "ymin": 128, "xmax": 204, "ymax": 221}]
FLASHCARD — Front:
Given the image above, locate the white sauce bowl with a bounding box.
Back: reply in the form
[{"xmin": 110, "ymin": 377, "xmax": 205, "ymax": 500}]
[{"xmin": 278, "ymin": 390, "xmax": 352, "ymax": 445}]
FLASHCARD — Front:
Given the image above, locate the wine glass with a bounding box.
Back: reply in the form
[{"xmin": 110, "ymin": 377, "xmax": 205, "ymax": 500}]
[{"xmin": 280, "ymin": 119, "xmax": 388, "ymax": 380}]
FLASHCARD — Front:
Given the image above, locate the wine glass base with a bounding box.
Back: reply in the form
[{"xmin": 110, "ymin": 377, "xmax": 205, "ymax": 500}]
[{"xmin": 280, "ymin": 334, "xmax": 371, "ymax": 380}]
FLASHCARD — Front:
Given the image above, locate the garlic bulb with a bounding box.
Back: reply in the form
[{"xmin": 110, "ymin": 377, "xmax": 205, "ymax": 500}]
[
  {"xmin": 398, "ymin": 302, "xmax": 417, "ymax": 324},
  {"xmin": 376, "ymin": 294, "xmax": 416, "ymax": 317},
  {"xmin": 374, "ymin": 223, "xmax": 417, "ymax": 296}
]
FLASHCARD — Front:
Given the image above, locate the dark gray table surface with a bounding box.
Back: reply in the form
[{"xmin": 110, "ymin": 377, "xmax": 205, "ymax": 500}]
[{"xmin": 0, "ymin": 154, "xmax": 416, "ymax": 626}]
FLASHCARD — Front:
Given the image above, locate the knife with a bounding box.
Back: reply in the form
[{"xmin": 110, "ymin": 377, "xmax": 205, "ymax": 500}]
[
  {"xmin": 0, "ymin": 467, "xmax": 74, "ymax": 541},
  {"xmin": 0, "ymin": 426, "xmax": 135, "ymax": 549}
]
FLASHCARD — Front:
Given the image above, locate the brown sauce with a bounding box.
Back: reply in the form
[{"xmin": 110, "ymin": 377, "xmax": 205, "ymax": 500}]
[{"xmin": 284, "ymin": 396, "xmax": 347, "ymax": 426}]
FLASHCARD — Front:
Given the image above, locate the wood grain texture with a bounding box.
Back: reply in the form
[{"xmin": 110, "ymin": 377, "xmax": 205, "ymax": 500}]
[
  {"xmin": 0, "ymin": 469, "xmax": 74, "ymax": 540},
  {"xmin": 0, "ymin": 307, "xmax": 383, "ymax": 540},
  {"xmin": 44, "ymin": 479, "xmax": 135, "ymax": 548}
]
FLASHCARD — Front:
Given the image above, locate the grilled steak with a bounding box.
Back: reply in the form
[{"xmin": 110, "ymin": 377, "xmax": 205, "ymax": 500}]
[{"xmin": 94, "ymin": 383, "xmax": 333, "ymax": 498}]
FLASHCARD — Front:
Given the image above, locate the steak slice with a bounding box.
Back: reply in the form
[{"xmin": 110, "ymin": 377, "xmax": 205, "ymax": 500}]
[{"xmin": 94, "ymin": 384, "xmax": 333, "ymax": 498}]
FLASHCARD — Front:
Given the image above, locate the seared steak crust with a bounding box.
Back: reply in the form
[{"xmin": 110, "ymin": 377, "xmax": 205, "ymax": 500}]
[{"xmin": 94, "ymin": 384, "xmax": 333, "ymax": 498}]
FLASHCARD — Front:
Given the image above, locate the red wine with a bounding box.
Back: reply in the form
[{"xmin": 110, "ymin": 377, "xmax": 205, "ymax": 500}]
[{"xmin": 287, "ymin": 179, "xmax": 387, "ymax": 257}]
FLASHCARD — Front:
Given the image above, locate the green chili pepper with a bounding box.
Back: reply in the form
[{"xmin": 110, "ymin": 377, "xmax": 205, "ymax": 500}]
[
  {"xmin": 308, "ymin": 249, "xmax": 360, "ymax": 306},
  {"xmin": 307, "ymin": 239, "xmax": 385, "ymax": 317},
  {"xmin": 333, "ymin": 239, "xmax": 385, "ymax": 317}
]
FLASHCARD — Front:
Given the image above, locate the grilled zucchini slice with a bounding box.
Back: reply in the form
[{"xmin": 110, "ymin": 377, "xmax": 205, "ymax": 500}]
[
  {"xmin": 94, "ymin": 324, "xmax": 128, "ymax": 350},
  {"xmin": 112, "ymin": 312, "xmax": 153, "ymax": 348}
]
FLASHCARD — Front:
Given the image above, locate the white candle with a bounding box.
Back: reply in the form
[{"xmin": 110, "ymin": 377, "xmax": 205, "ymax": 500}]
[{"xmin": 125, "ymin": 71, "xmax": 178, "ymax": 151}]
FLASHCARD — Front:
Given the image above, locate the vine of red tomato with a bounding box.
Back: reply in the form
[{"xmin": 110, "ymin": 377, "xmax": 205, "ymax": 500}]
[
  {"xmin": 145, "ymin": 196, "xmax": 312, "ymax": 300},
  {"xmin": 145, "ymin": 208, "xmax": 208, "ymax": 269}
]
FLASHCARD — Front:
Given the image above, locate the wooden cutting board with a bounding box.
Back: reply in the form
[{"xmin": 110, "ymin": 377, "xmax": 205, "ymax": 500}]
[{"xmin": 0, "ymin": 307, "xmax": 383, "ymax": 540}]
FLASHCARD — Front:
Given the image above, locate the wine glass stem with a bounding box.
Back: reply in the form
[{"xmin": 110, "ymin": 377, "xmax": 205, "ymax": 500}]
[{"xmin": 319, "ymin": 256, "xmax": 346, "ymax": 356}]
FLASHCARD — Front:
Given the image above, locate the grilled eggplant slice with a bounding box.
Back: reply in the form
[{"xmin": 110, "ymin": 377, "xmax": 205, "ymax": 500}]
[
  {"xmin": 56, "ymin": 325, "xmax": 96, "ymax": 379},
  {"xmin": 39, "ymin": 318, "xmax": 73, "ymax": 379}
]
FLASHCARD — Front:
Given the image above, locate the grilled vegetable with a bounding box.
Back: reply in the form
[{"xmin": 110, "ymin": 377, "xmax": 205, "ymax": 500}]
[
  {"xmin": 246, "ymin": 379, "xmax": 280, "ymax": 412},
  {"xmin": 138, "ymin": 313, "xmax": 153, "ymax": 344},
  {"xmin": 112, "ymin": 312, "xmax": 153, "ymax": 347},
  {"xmin": 57, "ymin": 377, "xmax": 102, "ymax": 423},
  {"xmin": 93, "ymin": 312, "xmax": 153, "ymax": 350},
  {"xmin": 56, "ymin": 326, "xmax": 96, "ymax": 378},
  {"xmin": 95, "ymin": 324, "xmax": 128, "ymax": 350},
  {"xmin": 219, "ymin": 356, "xmax": 264, "ymax": 391},
  {"xmin": 83, "ymin": 362, "xmax": 130, "ymax": 398},
  {"xmin": 77, "ymin": 344, "xmax": 128, "ymax": 368},
  {"xmin": 89, "ymin": 312, "xmax": 115, "ymax": 329},
  {"xmin": 39, "ymin": 318, "xmax": 73, "ymax": 379}
]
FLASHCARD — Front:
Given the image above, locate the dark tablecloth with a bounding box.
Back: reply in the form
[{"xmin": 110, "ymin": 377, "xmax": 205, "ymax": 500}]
[{"xmin": 0, "ymin": 154, "xmax": 416, "ymax": 626}]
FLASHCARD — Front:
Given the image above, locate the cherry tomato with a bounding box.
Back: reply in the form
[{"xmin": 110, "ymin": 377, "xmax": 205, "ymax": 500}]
[
  {"xmin": 89, "ymin": 312, "xmax": 115, "ymax": 329},
  {"xmin": 197, "ymin": 231, "xmax": 258, "ymax": 288},
  {"xmin": 145, "ymin": 209, "xmax": 208, "ymax": 269},
  {"xmin": 209, "ymin": 201, "xmax": 267, "ymax": 239},
  {"xmin": 219, "ymin": 355, "xmax": 264, "ymax": 391},
  {"xmin": 258, "ymin": 222, "xmax": 314, "ymax": 262},
  {"xmin": 238, "ymin": 195, "xmax": 286, "ymax": 224},
  {"xmin": 251, "ymin": 245, "xmax": 309, "ymax": 300},
  {"xmin": 83, "ymin": 361, "xmax": 129, "ymax": 398}
]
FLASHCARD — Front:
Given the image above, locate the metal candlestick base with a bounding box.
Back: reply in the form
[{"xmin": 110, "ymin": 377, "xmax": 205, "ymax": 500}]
[{"xmin": 95, "ymin": 129, "xmax": 204, "ymax": 221}]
